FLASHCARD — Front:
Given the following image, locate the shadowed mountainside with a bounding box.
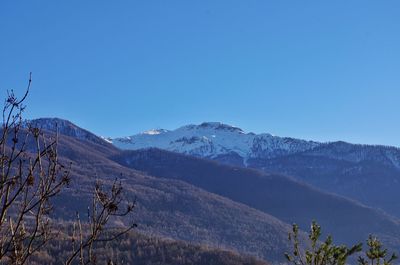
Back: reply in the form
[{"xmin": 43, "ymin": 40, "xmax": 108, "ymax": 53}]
[
  {"xmin": 111, "ymin": 148, "xmax": 400, "ymax": 251},
  {"xmin": 247, "ymin": 142, "xmax": 400, "ymax": 218},
  {"xmin": 25, "ymin": 124, "xmax": 294, "ymax": 263},
  {"xmin": 25, "ymin": 118, "xmax": 400, "ymax": 262},
  {"xmin": 109, "ymin": 121, "xmax": 400, "ymax": 221}
]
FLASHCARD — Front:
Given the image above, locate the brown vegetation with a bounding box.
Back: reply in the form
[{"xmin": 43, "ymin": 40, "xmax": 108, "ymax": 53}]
[
  {"xmin": 30, "ymin": 230, "xmax": 268, "ymax": 265},
  {"xmin": 0, "ymin": 76, "xmax": 135, "ymax": 264}
]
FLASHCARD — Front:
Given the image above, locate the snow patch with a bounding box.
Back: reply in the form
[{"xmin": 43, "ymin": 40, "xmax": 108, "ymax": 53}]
[{"xmin": 111, "ymin": 122, "xmax": 320, "ymax": 161}]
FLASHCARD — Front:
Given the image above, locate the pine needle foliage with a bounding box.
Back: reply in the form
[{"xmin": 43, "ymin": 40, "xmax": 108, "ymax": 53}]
[{"xmin": 285, "ymin": 221, "xmax": 362, "ymax": 265}]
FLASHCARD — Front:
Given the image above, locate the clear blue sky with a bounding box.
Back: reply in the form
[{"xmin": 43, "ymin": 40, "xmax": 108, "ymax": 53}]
[{"xmin": 1, "ymin": 1, "xmax": 400, "ymax": 145}]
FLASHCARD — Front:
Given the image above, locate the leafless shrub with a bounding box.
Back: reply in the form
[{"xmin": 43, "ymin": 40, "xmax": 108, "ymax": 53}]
[
  {"xmin": 65, "ymin": 180, "xmax": 136, "ymax": 265},
  {"xmin": 0, "ymin": 74, "xmax": 136, "ymax": 264},
  {"xmin": 0, "ymin": 73, "xmax": 69, "ymax": 264}
]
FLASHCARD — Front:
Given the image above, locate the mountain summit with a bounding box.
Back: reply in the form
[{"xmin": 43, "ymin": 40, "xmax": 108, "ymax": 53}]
[
  {"xmin": 28, "ymin": 118, "xmax": 400, "ymax": 220},
  {"xmin": 20, "ymin": 118, "xmax": 400, "ymax": 260},
  {"xmin": 111, "ymin": 122, "xmax": 400, "ymax": 219},
  {"xmin": 27, "ymin": 118, "xmax": 109, "ymax": 146},
  {"xmin": 111, "ymin": 122, "xmax": 319, "ymax": 163}
]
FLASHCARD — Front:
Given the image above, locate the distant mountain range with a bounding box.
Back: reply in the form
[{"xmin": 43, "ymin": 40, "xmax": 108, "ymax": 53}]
[
  {"xmin": 24, "ymin": 118, "xmax": 400, "ymax": 264},
  {"xmin": 110, "ymin": 122, "xmax": 400, "ymax": 218},
  {"xmin": 111, "ymin": 121, "xmax": 400, "ymax": 169},
  {"xmin": 111, "ymin": 122, "xmax": 321, "ymax": 162}
]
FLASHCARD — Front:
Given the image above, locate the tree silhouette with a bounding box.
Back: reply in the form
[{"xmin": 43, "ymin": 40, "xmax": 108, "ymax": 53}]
[
  {"xmin": 285, "ymin": 221, "xmax": 398, "ymax": 265},
  {"xmin": 0, "ymin": 74, "xmax": 136, "ymax": 264},
  {"xmin": 285, "ymin": 221, "xmax": 362, "ymax": 265}
]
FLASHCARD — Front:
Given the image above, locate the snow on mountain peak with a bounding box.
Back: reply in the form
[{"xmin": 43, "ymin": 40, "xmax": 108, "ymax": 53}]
[
  {"xmin": 111, "ymin": 122, "xmax": 320, "ymax": 160},
  {"xmin": 142, "ymin": 129, "xmax": 169, "ymax": 135}
]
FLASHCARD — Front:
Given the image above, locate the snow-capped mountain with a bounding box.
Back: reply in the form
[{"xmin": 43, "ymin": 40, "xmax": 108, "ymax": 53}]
[
  {"xmin": 111, "ymin": 121, "xmax": 400, "ymax": 170},
  {"xmin": 27, "ymin": 118, "xmax": 400, "ymax": 171},
  {"xmin": 20, "ymin": 118, "xmax": 400, "ymax": 262},
  {"xmin": 111, "ymin": 122, "xmax": 320, "ymax": 162},
  {"xmin": 111, "ymin": 121, "xmax": 400, "ymax": 219},
  {"xmin": 24, "ymin": 118, "xmax": 400, "ymax": 220}
]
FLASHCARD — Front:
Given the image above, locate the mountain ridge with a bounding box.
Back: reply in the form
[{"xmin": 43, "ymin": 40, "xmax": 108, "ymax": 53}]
[
  {"xmin": 26, "ymin": 124, "xmax": 297, "ymax": 263},
  {"xmin": 23, "ymin": 117, "xmax": 400, "ymax": 261},
  {"xmin": 107, "ymin": 120, "xmax": 400, "ymax": 219},
  {"xmin": 111, "ymin": 121, "xmax": 320, "ymax": 162},
  {"xmin": 110, "ymin": 121, "xmax": 400, "ymax": 169}
]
